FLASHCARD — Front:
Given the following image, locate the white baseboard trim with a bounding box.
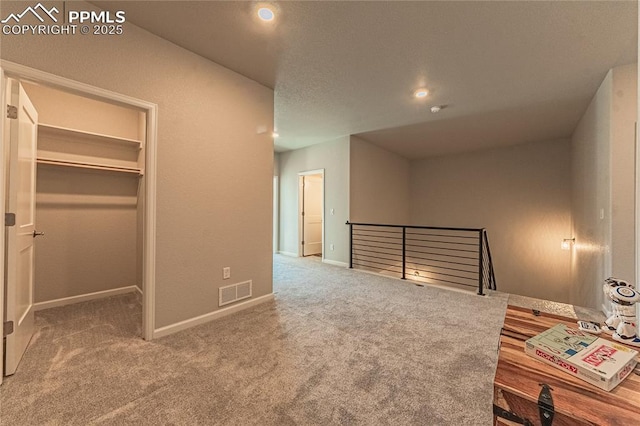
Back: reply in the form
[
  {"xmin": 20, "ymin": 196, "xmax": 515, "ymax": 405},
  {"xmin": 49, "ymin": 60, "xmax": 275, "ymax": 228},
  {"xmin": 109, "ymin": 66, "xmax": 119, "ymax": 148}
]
[
  {"xmin": 277, "ymin": 251, "xmax": 298, "ymax": 257},
  {"xmin": 153, "ymin": 293, "xmax": 275, "ymax": 339},
  {"xmin": 136, "ymin": 285, "xmax": 143, "ymax": 295},
  {"xmin": 322, "ymin": 259, "xmax": 348, "ymax": 268},
  {"xmin": 33, "ymin": 286, "xmax": 138, "ymax": 311}
]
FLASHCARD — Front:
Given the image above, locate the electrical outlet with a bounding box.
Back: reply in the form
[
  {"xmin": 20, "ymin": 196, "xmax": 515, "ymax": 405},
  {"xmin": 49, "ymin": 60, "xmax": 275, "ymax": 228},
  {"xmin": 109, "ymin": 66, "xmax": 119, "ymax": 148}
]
[
  {"xmin": 223, "ymin": 267, "xmax": 231, "ymax": 279},
  {"xmin": 330, "ymin": 244, "xmax": 335, "ymax": 251}
]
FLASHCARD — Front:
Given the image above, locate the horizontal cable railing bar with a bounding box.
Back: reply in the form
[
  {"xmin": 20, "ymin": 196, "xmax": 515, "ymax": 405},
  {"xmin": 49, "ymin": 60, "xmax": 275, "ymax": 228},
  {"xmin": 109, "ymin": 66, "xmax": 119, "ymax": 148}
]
[
  {"xmin": 353, "ymin": 243, "xmax": 402, "ymax": 255},
  {"xmin": 405, "ymin": 254, "xmax": 477, "ymax": 268},
  {"xmin": 354, "ymin": 249, "xmax": 402, "ymax": 260},
  {"xmin": 405, "ymin": 232, "xmax": 477, "ymax": 240},
  {"xmin": 353, "ymin": 233, "xmax": 403, "ymax": 241},
  {"xmin": 354, "ymin": 252, "xmax": 402, "ymax": 261},
  {"xmin": 354, "ymin": 246, "xmax": 402, "ymax": 254},
  {"xmin": 354, "ymin": 228, "xmax": 402, "ymax": 234},
  {"xmin": 354, "ymin": 260, "xmax": 402, "ymax": 270},
  {"xmin": 353, "ymin": 260, "xmax": 402, "ymax": 270},
  {"xmin": 353, "ymin": 235, "xmax": 402, "ymax": 242},
  {"xmin": 353, "ymin": 242, "xmax": 403, "ymax": 252},
  {"xmin": 407, "ymin": 276, "xmax": 477, "ymax": 288},
  {"xmin": 406, "ymin": 240, "xmax": 477, "ymax": 248},
  {"xmin": 410, "ymin": 268, "xmax": 476, "ymax": 282},
  {"xmin": 352, "ymin": 261, "xmax": 403, "ymax": 271},
  {"xmin": 408, "ymin": 257, "xmax": 476, "ymax": 269},
  {"xmin": 354, "ymin": 268, "xmax": 401, "ymax": 277},
  {"xmin": 409, "ymin": 270, "xmax": 476, "ymax": 281},
  {"xmin": 356, "ymin": 250, "xmax": 402, "ymax": 262},
  {"xmin": 405, "ymin": 243, "xmax": 479, "ymax": 254},
  {"xmin": 405, "ymin": 260, "xmax": 478, "ymax": 275},
  {"xmin": 353, "ymin": 254, "xmax": 403, "ymax": 267},
  {"xmin": 349, "ymin": 221, "xmax": 484, "ymax": 233},
  {"xmin": 405, "ymin": 247, "xmax": 478, "ymax": 261},
  {"xmin": 353, "ymin": 228, "xmax": 402, "ymax": 235},
  {"xmin": 353, "ymin": 245, "xmax": 402, "ymax": 254},
  {"xmin": 354, "ymin": 237, "xmax": 402, "ymax": 244},
  {"xmin": 407, "ymin": 246, "xmax": 478, "ymax": 260},
  {"xmin": 353, "ymin": 241, "xmax": 402, "ymax": 248},
  {"xmin": 405, "ymin": 237, "xmax": 477, "ymax": 247}
]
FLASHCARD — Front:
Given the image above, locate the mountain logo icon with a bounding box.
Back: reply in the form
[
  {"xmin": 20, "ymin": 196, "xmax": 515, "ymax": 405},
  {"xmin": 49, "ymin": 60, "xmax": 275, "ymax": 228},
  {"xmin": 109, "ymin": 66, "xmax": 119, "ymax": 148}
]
[{"xmin": 1, "ymin": 3, "xmax": 59, "ymax": 24}]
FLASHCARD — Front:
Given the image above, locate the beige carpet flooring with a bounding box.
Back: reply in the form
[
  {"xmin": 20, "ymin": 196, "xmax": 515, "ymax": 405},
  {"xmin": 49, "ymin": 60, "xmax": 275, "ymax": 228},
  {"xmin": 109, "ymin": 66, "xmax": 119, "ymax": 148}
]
[{"xmin": 0, "ymin": 255, "xmax": 510, "ymax": 425}]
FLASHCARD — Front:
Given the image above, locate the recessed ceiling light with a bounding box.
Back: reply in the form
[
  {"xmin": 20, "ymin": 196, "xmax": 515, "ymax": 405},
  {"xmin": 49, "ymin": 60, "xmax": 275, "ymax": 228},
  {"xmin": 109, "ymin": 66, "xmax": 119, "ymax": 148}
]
[
  {"xmin": 258, "ymin": 7, "xmax": 275, "ymax": 21},
  {"xmin": 414, "ymin": 89, "xmax": 429, "ymax": 98}
]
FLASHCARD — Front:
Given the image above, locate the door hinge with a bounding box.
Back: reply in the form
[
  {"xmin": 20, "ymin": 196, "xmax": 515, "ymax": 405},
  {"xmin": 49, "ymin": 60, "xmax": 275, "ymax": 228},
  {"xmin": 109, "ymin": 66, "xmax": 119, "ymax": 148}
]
[
  {"xmin": 538, "ymin": 384, "xmax": 555, "ymax": 426},
  {"xmin": 5, "ymin": 212, "xmax": 16, "ymax": 227},
  {"xmin": 7, "ymin": 105, "xmax": 17, "ymax": 119},
  {"xmin": 3, "ymin": 321, "xmax": 14, "ymax": 337},
  {"xmin": 302, "ymin": 241, "xmax": 305, "ymax": 245},
  {"xmin": 493, "ymin": 385, "xmax": 554, "ymax": 426},
  {"xmin": 492, "ymin": 404, "xmax": 532, "ymax": 425}
]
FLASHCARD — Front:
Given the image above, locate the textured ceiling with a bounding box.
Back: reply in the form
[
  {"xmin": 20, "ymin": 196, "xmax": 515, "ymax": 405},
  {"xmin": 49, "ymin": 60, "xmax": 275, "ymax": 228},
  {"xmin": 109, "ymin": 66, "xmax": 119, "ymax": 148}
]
[{"xmin": 94, "ymin": 1, "xmax": 637, "ymax": 159}]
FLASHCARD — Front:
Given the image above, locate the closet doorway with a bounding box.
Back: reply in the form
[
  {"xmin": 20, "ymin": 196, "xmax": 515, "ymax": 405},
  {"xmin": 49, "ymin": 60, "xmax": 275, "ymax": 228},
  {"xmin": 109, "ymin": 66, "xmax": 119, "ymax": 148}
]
[
  {"xmin": 0, "ymin": 62, "xmax": 157, "ymax": 381},
  {"xmin": 298, "ymin": 169, "xmax": 324, "ymax": 258}
]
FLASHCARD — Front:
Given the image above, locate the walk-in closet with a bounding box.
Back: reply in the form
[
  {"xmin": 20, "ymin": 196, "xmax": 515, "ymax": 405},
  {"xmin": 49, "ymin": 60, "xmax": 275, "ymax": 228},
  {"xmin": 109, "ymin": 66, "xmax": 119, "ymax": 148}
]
[{"xmin": 23, "ymin": 82, "xmax": 145, "ymax": 317}]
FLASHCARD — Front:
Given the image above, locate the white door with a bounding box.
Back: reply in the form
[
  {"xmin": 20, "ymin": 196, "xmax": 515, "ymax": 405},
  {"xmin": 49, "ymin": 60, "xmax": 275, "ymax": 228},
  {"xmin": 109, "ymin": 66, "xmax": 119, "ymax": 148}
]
[
  {"xmin": 4, "ymin": 80, "xmax": 38, "ymax": 376},
  {"xmin": 303, "ymin": 174, "xmax": 323, "ymax": 256}
]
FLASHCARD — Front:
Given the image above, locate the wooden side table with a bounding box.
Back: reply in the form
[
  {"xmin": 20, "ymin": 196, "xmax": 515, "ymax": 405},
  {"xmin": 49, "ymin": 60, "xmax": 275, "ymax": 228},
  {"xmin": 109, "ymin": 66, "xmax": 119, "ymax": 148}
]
[{"xmin": 493, "ymin": 305, "xmax": 640, "ymax": 425}]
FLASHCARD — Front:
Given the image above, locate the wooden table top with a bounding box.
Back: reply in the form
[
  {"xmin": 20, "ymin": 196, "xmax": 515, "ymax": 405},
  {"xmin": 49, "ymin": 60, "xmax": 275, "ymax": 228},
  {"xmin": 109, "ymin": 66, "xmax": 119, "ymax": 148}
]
[{"xmin": 494, "ymin": 305, "xmax": 640, "ymax": 425}]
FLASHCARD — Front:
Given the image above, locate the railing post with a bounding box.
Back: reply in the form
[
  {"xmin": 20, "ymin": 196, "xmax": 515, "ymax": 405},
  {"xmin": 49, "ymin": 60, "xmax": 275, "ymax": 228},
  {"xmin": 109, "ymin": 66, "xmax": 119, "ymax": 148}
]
[
  {"xmin": 478, "ymin": 229, "xmax": 484, "ymax": 295},
  {"xmin": 402, "ymin": 227, "xmax": 406, "ymax": 280},
  {"xmin": 483, "ymin": 230, "xmax": 497, "ymax": 291},
  {"xmin": 348, "ymin": 222, "xmax": 353, "ymax": 269}
]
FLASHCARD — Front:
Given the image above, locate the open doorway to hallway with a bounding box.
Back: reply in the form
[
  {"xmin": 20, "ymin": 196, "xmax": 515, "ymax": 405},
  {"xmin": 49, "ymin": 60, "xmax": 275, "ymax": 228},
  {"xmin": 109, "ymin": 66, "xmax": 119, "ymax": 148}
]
[{"xmin": 298, "ymin": 170, "xmax": 324, "ymax": 258}]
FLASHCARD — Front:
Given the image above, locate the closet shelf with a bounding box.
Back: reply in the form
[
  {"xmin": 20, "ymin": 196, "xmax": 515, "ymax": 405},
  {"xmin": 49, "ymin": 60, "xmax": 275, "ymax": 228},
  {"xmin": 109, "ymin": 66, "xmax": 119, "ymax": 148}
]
[
  {"xmin": 38, "ymin": 123, "xmax": 143, "ymax": 149},
  {"xmin": 37, "ymin": 157, "xmax": 143, "ymax": 176}
]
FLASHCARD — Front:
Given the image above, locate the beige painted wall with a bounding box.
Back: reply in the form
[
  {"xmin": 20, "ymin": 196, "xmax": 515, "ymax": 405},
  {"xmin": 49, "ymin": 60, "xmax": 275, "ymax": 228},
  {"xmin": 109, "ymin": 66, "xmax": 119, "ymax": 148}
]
[
  {"xmin": 22, "ymin": 82, "xmax": 142, "ymax": 302},
  {"xmin": 22, "ymin": 83, "xmax": 141, "ymax": 140},
  {"xmin": 1, "ymin": 1, "xmax": 274, "ymax": 328},
  {"xmin": 278, "ymin": 136, "xmax": 350, "ymax": 264},
  {"xmin": 349, "ymin": 136, "xmax": 410, "ymax": 225},
  {"xmin": 611, "ymin": 64, "xmax": 637, "ymax": 284},
  {"xmin": 410, "ymin": 140, "xmax": 573, "ymax": 303},
  {"xmin": 571, "ymin": 64, "xmax": 637, "ymax": 311},
  {"xmin": 273, "ymin": 153, "xmax": 280, "ymax": 253},
  {"xmin": 35, "ymin": 168, "xmax": 138, "ymax": 302}
]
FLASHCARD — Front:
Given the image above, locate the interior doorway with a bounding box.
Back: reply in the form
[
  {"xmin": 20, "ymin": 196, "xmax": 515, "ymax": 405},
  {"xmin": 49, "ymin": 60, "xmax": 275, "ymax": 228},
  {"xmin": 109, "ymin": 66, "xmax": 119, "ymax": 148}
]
[
  {"xmin": 298, "ymin": 170, "xmax": 324, "ymax": 258},
  {"xmin": 0, "ymin": 61, "xmax": 158, "ymax": 382}
]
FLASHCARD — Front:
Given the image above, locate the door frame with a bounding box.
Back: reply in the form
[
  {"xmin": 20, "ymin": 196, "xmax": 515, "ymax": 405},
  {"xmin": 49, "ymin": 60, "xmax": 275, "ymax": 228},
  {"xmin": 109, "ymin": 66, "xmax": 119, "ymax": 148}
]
[
  {"xmin": 273, "ymin": 176, "xmax": 279, "ymax": 254},
  {"xmin": 0, "ymin": 61, "xmax": 158, "ymax": 378},
  {"xmin": 1, "ymin": 66, "xmax": 7, "ymax": 382},
  {"xmin": 297, "ymin": 169, "xmax": 324, "ymax": 258}
]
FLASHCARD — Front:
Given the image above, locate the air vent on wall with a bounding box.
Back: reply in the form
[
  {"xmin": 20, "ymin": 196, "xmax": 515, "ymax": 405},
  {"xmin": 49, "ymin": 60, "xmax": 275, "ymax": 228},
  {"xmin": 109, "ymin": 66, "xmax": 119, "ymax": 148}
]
[{"xmin": 219, "ymin": 280, "xmax": 252, "ymax": 307}]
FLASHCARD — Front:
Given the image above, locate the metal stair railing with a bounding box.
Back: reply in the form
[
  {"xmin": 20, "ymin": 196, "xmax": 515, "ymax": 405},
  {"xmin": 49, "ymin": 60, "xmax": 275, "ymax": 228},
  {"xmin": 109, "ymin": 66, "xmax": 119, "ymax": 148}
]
[{"xmin": 347, "ymin": 221, "xmax": 497, "ymax": 295}]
